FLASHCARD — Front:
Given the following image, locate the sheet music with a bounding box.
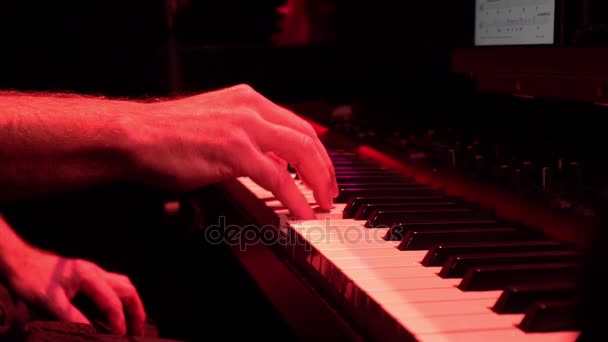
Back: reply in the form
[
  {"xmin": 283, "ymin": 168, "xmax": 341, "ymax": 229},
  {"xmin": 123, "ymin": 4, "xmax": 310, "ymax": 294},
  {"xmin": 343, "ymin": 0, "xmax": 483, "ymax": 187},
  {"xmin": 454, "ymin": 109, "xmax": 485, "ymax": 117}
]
[{"xmin": 475, "ymin": 0, "xmax": 555, "ymax": 46}]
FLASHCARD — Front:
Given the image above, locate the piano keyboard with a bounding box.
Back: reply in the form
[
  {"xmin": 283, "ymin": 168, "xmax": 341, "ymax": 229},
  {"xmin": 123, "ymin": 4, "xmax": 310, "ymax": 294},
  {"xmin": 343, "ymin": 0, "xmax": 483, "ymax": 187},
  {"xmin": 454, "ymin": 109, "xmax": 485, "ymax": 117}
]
[{"xmin": 236, "ymin": 149, "xmax": 582, "ymax": 342}]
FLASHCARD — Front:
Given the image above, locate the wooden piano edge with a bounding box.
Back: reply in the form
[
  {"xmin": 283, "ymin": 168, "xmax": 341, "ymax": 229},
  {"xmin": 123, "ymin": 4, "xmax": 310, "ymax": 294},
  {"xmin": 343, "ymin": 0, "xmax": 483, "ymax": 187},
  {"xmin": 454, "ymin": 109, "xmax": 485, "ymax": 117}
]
[
  {"xmin": 305, "ymin": 119, "xmax": 595, "ymax": 252},
  {"xmin": 215, "ymin": 179, "xmax": 418, "ymax": 342}
]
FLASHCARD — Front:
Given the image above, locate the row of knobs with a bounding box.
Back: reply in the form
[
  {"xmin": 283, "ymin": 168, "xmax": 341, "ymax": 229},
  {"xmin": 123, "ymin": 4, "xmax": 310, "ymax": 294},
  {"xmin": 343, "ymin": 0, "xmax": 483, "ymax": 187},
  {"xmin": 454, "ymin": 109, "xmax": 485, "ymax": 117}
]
[
  {"xmin": 409, "ymin": 131, "xmax": 592, "ymax": 217},
  {"xmin": 332, "ymin": 121, "xmax": 594, "ymax": 217}
]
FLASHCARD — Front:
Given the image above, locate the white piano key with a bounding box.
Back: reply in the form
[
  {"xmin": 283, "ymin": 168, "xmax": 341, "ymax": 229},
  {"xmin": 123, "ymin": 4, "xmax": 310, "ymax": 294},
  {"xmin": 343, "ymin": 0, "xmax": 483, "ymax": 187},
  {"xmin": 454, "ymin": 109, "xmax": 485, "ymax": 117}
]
[
  {"xmin": 367, "ymin": 287, "xmax": 503, "ymax": 303},
  {"xmin": 319, "ymin": 248, "xmax": 424, "ymax": 259},
  {"xmin": 311, "ymin": 239, "xmax": 401, "ymax": 249},
  {"xmin": 421, "ymin": 328, "xmax": 580, "ymax": 342},
  {"xmin": 334, "ymin": 266, "xmax": 446, "ymax": 280},
  {"xmin": 395, "ymin": 312, "xmax": 525, "ymax": 335},
  {"xmin": 325, "ymin": 255, "xmax": 428, "ymax": 268},
  {"xmin": 290, "ymin": 219, "xmax": 365, "ymax": 229},
  {"xmin": 294, "ymin": 216, "xmax": 519, "ymax": 339},
  {"xmin": 382, "ymin": 298, "xmax": 496, "ymax": 317},
  {"xmin": 352, "ymin": 276, "xmax": 462, "ymax": 291},
  {"xmin": 238, "ymin": 176, "xmax": 581, "ymax": 341}
]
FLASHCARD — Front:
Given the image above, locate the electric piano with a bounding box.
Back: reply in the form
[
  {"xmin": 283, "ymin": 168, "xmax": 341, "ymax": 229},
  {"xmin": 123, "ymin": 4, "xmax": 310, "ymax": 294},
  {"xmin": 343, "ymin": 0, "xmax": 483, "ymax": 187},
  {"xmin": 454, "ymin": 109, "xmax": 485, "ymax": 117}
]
[
  {"xmin": 200, "ymin": 46, "xmax": 608, "ymax": 341},
  {"xmin": 212, "ymin": 120, "xmax": 590, "ymax": 341}
]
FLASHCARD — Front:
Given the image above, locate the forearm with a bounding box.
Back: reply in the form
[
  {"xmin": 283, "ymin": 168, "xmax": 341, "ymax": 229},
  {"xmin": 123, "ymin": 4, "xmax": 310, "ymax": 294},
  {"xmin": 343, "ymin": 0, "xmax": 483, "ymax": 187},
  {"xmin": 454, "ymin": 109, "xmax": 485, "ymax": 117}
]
[{"xmin": 0, "ymin": 92, "xmax": 139, "ymax": 201}]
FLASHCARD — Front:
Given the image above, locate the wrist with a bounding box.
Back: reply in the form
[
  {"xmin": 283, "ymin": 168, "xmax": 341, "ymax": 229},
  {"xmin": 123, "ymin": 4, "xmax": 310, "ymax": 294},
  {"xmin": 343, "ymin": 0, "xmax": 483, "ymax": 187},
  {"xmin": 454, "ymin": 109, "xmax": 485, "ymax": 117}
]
[
  {"xmin": 0, "ymin": 217, "xmax": 34, "ymax": 278},
  {"xmin": 108, "ymin": 103, "xmax": 145, "ymax": 184},
  {"xmin": 113, "ymin": 101, "xmax": 166, "ymax": 187}
]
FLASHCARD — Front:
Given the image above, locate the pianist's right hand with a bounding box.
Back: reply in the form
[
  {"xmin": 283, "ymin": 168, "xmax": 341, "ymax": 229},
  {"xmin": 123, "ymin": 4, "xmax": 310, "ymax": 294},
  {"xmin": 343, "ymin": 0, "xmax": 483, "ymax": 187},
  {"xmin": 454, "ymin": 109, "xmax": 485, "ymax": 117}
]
[
  {"xmin": 132, "ymin": 84, "xmax": 338, "ymax": 218},
  {"xmin": 0, "ymin": 84, "xmax": 338, "ymax": 219}
]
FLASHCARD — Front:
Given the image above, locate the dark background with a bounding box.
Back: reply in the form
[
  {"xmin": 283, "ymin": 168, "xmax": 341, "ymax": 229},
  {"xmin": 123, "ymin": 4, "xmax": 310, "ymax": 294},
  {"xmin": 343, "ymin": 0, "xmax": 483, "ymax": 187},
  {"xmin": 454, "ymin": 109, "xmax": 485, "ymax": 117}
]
[
  {"xmin": 1, "ymin": 1, "xmax": 608, "ymax": 99},
  {"xmin": 0, "ymin": 1, "xmax": 470, "ymax": 99}
]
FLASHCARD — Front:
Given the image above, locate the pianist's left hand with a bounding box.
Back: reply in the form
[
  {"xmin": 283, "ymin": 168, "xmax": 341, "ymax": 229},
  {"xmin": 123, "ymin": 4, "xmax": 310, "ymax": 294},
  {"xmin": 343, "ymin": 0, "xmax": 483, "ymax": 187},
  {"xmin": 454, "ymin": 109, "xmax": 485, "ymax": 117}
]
[{"xmin": 0, "ymin": 215, "xmax": 146, "ymax": 336}]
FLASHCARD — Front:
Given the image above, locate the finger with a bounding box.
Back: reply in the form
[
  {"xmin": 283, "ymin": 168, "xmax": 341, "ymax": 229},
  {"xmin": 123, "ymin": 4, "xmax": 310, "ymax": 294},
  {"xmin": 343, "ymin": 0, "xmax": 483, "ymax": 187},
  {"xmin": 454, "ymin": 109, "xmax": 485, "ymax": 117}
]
[
  {"xmin": 105, "ymin": 273, "xmax": 146, "ymax": 336},
  {"xmin": 45, "ymin": 291, "xmax": 91, "ymax": 326},
  {"xmin": 266, "ymin": 152, "xmax": 288, "ymax": 170},
  {"xmin": 80, "ymin": 274, "xmax": 126, "ymax": 335},
  {"xmin": 271, "ymin": 111, "xmax": 338, "ymax": 197},
  {"xmin": 252, "ymin": 100, "xmax": 339, "ymax": 197},
  {"xmin": 240, "ymin": 144, "xmax": 314, "ymax": 219},
  {"xmin": 319, "ymin": 144, "xmax": 339, "ymax": 198},
  {"xmin": 253, "ymin": 123, "xmax": 333, "ymax": 210},
  {"xmin": 208, "ymin": 84, "xmax": 338, "ymax": 197}
]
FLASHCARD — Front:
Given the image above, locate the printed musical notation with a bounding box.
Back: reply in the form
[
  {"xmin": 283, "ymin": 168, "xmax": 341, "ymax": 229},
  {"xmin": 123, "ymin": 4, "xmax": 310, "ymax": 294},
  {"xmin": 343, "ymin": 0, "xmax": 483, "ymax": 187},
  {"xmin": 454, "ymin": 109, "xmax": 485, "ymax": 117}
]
[{"xmin": 475, "ymin": 0, "xmax": 555, "ymax": 46}]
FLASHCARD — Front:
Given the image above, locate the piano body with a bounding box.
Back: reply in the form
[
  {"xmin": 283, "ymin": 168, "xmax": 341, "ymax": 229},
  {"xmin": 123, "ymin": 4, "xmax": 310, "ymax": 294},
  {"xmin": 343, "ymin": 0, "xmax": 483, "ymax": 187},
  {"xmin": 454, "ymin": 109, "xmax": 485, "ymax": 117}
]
[
  {"xmin": 205, "ymin": 74, "xmax": 605, "ymax": 341},
  {"xmin": 3, "ymin": 1, "xmax": 608, "ymax": 341}
]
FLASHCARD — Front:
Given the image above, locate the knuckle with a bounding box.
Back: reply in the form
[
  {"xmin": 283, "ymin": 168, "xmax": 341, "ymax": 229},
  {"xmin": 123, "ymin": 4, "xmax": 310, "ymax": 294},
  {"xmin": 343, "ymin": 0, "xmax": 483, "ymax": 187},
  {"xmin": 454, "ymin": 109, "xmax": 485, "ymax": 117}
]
[
  {"xmin": 226, "ymin": 130, "xmax": 254, "ymax": 154},
  {"xmin": 234, "ymin": 84, "xmax": 267, "ymax": 108},
  {"xmin": 122, "ymin": 280, "xmax": 137, "ymax": 294},
  {"xmin": 299, "ymin": 135, "xmax": 315, "ymax": 150},
  {"xmin": 233, "ymin": 83, "xmax": 256, "ymax": 96},
  {"xmin": 300, "ymin": 121, "xmax": 317, "ymax": 137},
  {"xmin": 116, "ymin": 274, "xmax": 134, "ymax": 287},
  {"xmin": 74, "ymin": 259, "xmax": 96, "ymax": 275}
]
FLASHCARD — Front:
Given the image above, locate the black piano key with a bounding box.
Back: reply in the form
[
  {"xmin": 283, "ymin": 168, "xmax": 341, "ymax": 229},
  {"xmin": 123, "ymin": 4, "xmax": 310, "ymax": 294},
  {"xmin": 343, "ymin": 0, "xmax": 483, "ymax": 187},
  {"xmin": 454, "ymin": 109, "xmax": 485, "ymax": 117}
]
[
  {"xmin": 327, "ymin": 150, "xmax": 348, "ymax": 156},
  {"xmin": 492, "ymin": 282, "xmax": 578, "ymax": 314},
  {"xmin": 332, "ymin": 161, "xmax": 379, "ymax": 167},
  {"xmin": 337, "ymin": 188, "xmax": 442, "ymax": 203},
  {"xmin": 329, "ymin": 153, "xmax": 369, "ymax": 159},
  {"xmin": 518, "ymin": 299, "xmax": 580, "ymax": 332},
  {"xmin": 421, "ymin": 240, "xmax": 568, "ymax": 266},
  {"xmin": 336, "ymin": 171, "xmax": 409, "ymax": 180},
  {"xmin": 354, "ymin": 201, "xmax": 465, "ymax": 220},
  {"xmin": 339, "ymin": 184, "xmax": 424, "ymax": 192},
  {"xmin": 335, "ymin": 173, "xmax": 401, "ymax": 180},
  {"xmin": 385, "ymin": 221, "xmax": 499, "ymax": 241},
  {"xmin": 334, "ymin": 166, "xmax": 396, "ymax": 174},
  {"xmin": 439, "ymin": 250, "xmax": 581, "ymax": 278},
  {"xmin": 343, "ymin": 195, "xmax": 447, "ymax": 218},
  {"xmin": 335, "ymin": 170, "xmax": 400, "ymax": 176},
  {"xmin": 336, "ymin": 175, "xmax": 409, "ymax": 185},
  {"xmin": 329, "ymin": 156, "xmax": 358, "ymax": 161},
  {"xmin": 458, "ymin": 262, "xmax": 581, "ymax": 291},
  {"xmin": 366, "ymin": 209, "xmax": 494, "ymax": 228},
  {"xmin": 398, "ymin": 226, "xmax": 542, "ymax": 250}
]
